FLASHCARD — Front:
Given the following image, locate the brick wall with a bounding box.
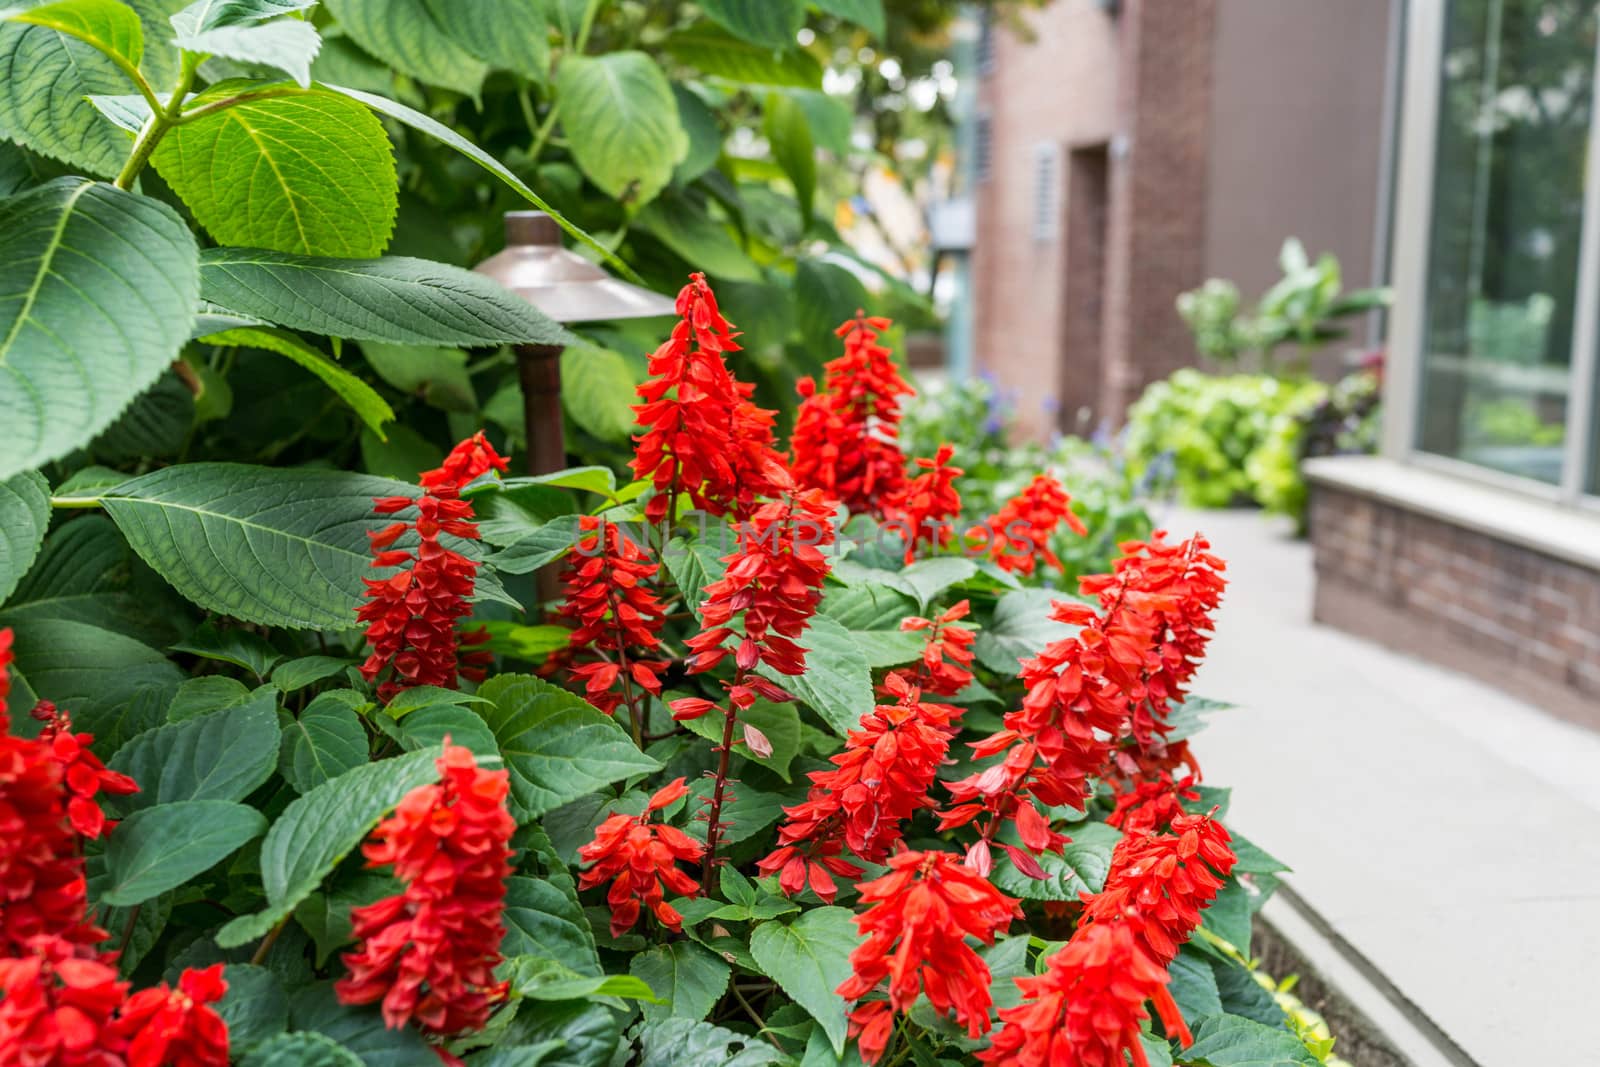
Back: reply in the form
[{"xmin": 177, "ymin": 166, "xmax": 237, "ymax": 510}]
[{"xmin": 1309, "ymin": 483, "xmax": 1600, "ymax": 731}]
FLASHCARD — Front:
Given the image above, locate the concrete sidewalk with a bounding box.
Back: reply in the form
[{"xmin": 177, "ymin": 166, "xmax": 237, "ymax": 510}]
[{"xmin": 1163, "ymin": 506, "xmax": 1600, "ymax": 1067}]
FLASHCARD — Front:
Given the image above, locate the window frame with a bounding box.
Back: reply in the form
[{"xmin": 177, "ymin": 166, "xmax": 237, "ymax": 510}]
[{"xmin": 1384, "ymin": 0, "xmax": 1600, "ymax": 506}]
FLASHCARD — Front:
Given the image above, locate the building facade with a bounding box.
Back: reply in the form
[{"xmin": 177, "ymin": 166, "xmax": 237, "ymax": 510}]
[
  {"xmin": 967, "ymin": 0, "xmax": 1396, "ymax": 438},
  {"xmin": 1309, "ymin": 0, "xmax": 1600, "ymax": 728}
]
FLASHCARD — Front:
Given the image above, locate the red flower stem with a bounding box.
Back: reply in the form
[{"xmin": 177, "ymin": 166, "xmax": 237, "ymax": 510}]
[{"xmin": 701, "ymin": 672, "xmax": 743, "ymax": 891}]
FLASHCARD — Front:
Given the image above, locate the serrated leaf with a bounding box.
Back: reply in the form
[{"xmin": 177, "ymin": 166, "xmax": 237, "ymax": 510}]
[
  {"xmin": 8, "ymin": 619, "xmax": 183, "ymax": 744},
  {"xmin": 680, "ymin": 698, "xmax": 799, "ymax": 780},
  {"xmin": 1183, "ymin": 1014, "xmax": 1321, "ymax": 1066},
  {"xmin": 391, "ymin": 704, "xmax": 500, "ymax": 762},
  {"xmin": 749, "ymin": 907, "xmax": 857, "ymax": 1055},
  {"xmin": 0, "ymin": 471, "xmax": 49, "ymax": 605},
  {"xmin": 422, "ymin": 0, "xmax": 547, "ymax": 78},
  {"xmin": 199, "ymin": 247, "xmax": 571, "ymax": 347},
  {"xmin": 0, "ymin": 178, "xmax": 199, "ymax": 480},
  {"xmin": 508, "ymin": 957, "xmax": 658, "ymax": 1002},
  {"xmin": 504, "ymin": 874, "xmax": 601, "ymax": 978},
  {"xmin": 172, "ymin": 15, "xmax": 320, "ymax": 85},
  {"xmin": 630, "ymin": 941, "xmax": 729, "ymax": 1023},
  {"xmin": 290, "ymin": 983, "xmax": 441, "ymax": 1065},
  {"xmin": 477, "ymin": 674, "xmax": 660, "ymax": 820},
  {"xmin": 322, "ymin": 0, "xmax": 485, "ymax": 95},
  {"xmin": 684, "ymin": 776, "xmax": 791, "ymax": 847},
  {"xmin": 108, "ymin": 691, "xmax": 280, "ymax": 812},
  {"xmin": 662, "ymin": 539, "xmax": 728, "ymax": 621},
  {"xmin": 895, "ymin": 557, "xmax": 978, "ymax": 609},
  {"xmin": 763, "ymin": 91, "xmax": 814, "ymax": 227},
  {"xmin": 171, "ymin": 620, "xmax": 282, "ymax": 676},
  {"xmin": 154, "ymin": 88, "xmax": 395, "ymax": 256},
  {"xmin": 811, "ymin": 0, "xmax": 883, "ymax": 36},
  {"xmin": 99, "ymin": 464, "xmax": 413, "ymax": 630},
  {"xmin": 561, "ymin": 343, "xmax": 638, "ymax": 442},
  {"xmin": 217, "ymin": 747, "xmax": 442, "ymax": 947},
  {"xmin": 663, "ymin": 25, "xmax": 821, "ymax": 88},
  {"xmin": 483, "ymin": 514, "xmax": 583, "ymax": 575},
  {"xmin": 0, "ymin": 4, "xmax": 139, "ymax": 175},
  {"xmin": 215, "ymin": 964, "xmax": 289, "ymax": 1055},
  {"xmin": 508, "ymin": 1000, "xmax": 621, "ymax": 1067},
  {"xmin": 989, "ymin": 821, "xmax": 1122, "ymax": 901},
  {"xmin": 756, "ymin": 614, "xmax": 872, "ymax": 738},
  {"xmin": 280, "ymin": 692, "xmax": 370, "ymax": 793},
  {"xmin": 323, "ymin": 85, "xmax": 630, "ymax": 279},
  {"xmin": 557, "ymin": 51, "xmax": 687, "ymax": 207},
  {"xmin": 241, "ymin": 1032, "xmax": 363, "ymax": 1067},
  {"xmin": 974, "ymin": 588, "xmax": 1079, "ymax": 675},
  {"xmin": 698, "ymin": 0, "xmax": 804, "ymax": 49},
  {"xmin": 1168, "ymin": 947, "xmax": 1223, "ymax": 1022},
  {"xmin": 101, "ymin": 799, "xmax": 267, "ymax": 905},
  {"xmin": 633, "ymin": 1017, "xmax": 789, "ymax": 1067},
  {"xmin": 1202, "ymin": 878, "xmax": 1254, "ymax": 955},
  {"xmin": 205, "ymin": 326, "xmax": 395, "ymax": 435},
  {"xmin": 175, "ymin": 0, "xmax": 319, "ymax": 30}
]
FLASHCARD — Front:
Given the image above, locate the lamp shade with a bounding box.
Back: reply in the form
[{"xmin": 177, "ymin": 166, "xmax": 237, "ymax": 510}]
[{"xmin": 473, "ymin": 212, "xmax": 675, "ymax": 323}]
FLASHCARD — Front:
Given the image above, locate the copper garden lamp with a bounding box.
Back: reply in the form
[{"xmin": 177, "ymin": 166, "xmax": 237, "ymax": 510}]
[{"xmin": 473, "ymin": 211, "xmax": 674, "ymax": 476}]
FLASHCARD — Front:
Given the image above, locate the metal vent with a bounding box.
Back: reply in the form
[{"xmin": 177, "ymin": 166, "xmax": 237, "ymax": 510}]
[
  {"xmin": 1032, "ymin": 142, "xmax": 1061, "ymax": 242},
  {"xmin": 975, "ymin": 113, "xmax": 993, "ymax": 183}
]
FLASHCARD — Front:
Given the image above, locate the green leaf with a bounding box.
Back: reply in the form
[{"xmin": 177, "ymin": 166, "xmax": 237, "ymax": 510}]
[
  {"xmin": 290, "ymin": 983, "xmax": 441, "ymax": 1065},
  {"xmin": 323, "ymin": 85, "xmax": 631, "ymax": 280},
  {"xmin": 6, "ymin": 0, "xmax": 142, "ymax": 64},
  {"xmin": 680, "ymin": 698, "xmax": 799, "ymax": 780},
  {"xmin": 756, "ymin": 614, "xmax": 872, "ymax": 738},
  {"xmin": 698, "ymin": 0, "xmax": 804, "ymax": 50},
  {"xmin": 171, "ymin": 11, "xmax": 321, "ymax": 86},
  {"xmin": 1183, "ymin": 1014, "xmax": 1321, "ymax": 1066},
  {"xmin": 1202, "ymin": 878, "xmax": 1254, "ymax": 955},
  {"xmin": 108, "ymin": 691, "xmax": 281, "ymax": 812},
  {"xmin": 630, "ymin": 941, "xmax": 729, "ymax": 1023},
  {"xmin": 0, "ymin": 178, "xmax": 199, "ymax": 480},
  {"xmin": 241, "ymin": 1032, "xmax": 363, "ymax": 1067},
  {"xmin": 322, "ymin": 0, "xmax": 485, "ymax": 96},
  {"xmin": 504, "ymin": 874, "xmax": 601, "ymax": 977},
  {"xmin": 672, "ymin": 84, "xmax": 722, "ymax": 183},
  {"xmin": 423, "ymin": 0, "xmax": 547, "ymax": 78},
  {"xmin": 360, "ymin": 340, "xmax": 475, "ymax": 412},
  {"xmin": 101, "ymin": 799, "xmax": 267, "ymax": 905},
  {"xmin": 561, "ymin": 343, "xmax": 638, "ymax": 442},
  {"xmin": 1210, "ymin": 955, "xmax": 1286, "ymax": 1027},
  {"xmin": 0, "ymin": 470, "xmax": 48, "ymax": 605},
  {"xmin": 1168, "ymin": 947, "xmax": 1223, "ymax": 1021},
  {"xmin": 477, "ymin": 674, "xmax": 661, "ymax": 820},
  {"xmin": 507, "ymin": 957, "xmax": 659, "ymax": 1002},
  {"xmin": 171, "ymin": 620, "xmax": 282, "ymax": 676},
  {"xmin": 786, "ymin": 89, "xmax": 852, "ymax": 156},
  {"xmin": 749, "ymin": 907, "xmax": 857, "ymax": 1055},
  {"xmin": 1229, "ymin": 830, "xmax": 1291, "ymax": 876},
  {"xmin": 811, "ymin": 0, "xmax": 883, "ymax": 36},
  {"xmin": 391, "ymin": 704, "xmax": 500, "ymax": 762},
  {"xmin": 794, "ymin": 258, "xmax": 868, "ymax": 345},
  {"xmin": 99, "ymin": 464, "xmax": 413, "ymax": 630},
  {"xmin": 155, "ymin": 88, "xmax": 395, "ymax": 256},
  {"xmin": 215, "ymin": 964, "xmax": 289, "ymax": 1055},
  {"xmin": 507, "ymin": 1000, "xmax": 620, "ymax": 1067},
  {"xmin": 635, "ymin": 197, "xmax": 759, "ymax": 281},
  {"xmin": 989, "ymin": 821, "xmax": 1122, "ymax": 901},
  {"xmin": 484, "ymin": 515, "xmax": 583, "ymax": 576},
  {"xmin": 174, "ymin": 0, "xmax": 320, "ymax": 30},
  {"xmin": 895, "ymin": 557, "xmax": 978, "ymax": 610},
  {"xmin": 199, "ymin": 247, "xmax": 571, "ymax": 347},
  {"xmin": 763, "ymin": 92, "xmax": 814, "ymax": 227},
  {"xmin": 974, "ymin": 588, "xmax": 1079, "ymax": 675},
  {"xmin": 633, "ymin": 1017, "xmax": 789, "ymax": 1067},
  {"xmin": 204, "ymin": 326, "xmax": 395, "ymax": 436},
  {"xmin": 217, "ymin": 747, "xmax": 443, "ymax": 947},
  {"xmin": 165, "ymin": 674, "xmax": 271, "ymax": 721},
  {"xmin": 664, "ymin": 25, "xmax": 821, "ymax": 88},
  {"xmin": 8, "ymin": 619, "xmax": 182, "ymax": 743},
  {"xmin": 557, "ymin": 52, "xmax": 687, "ymax": 207},
  {"xmin": 280, "ymin": 692, "xmax": 370, "ymax": 793}
]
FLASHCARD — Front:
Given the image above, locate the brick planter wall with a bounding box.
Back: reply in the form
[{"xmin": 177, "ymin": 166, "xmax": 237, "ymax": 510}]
[{"xmin": 1309, "ymin": 482, "xmax": 1600, "ymax": 731}]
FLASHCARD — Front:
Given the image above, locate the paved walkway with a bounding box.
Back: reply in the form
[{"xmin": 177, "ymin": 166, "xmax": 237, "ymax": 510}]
[{"xmin": 1162, "ymin": 507, "xmax": 1600, "ymax": 1067}]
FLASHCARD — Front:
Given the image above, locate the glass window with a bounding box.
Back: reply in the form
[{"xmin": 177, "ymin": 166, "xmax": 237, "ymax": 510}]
[{"xmin": 1418, "ymin": 0, "xmax": 1596, "ymax": 485}]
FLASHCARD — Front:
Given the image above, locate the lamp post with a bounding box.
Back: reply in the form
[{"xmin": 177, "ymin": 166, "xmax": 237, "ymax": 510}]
[{"xmin": 473, "ymin": 211, "xmax": 674, "ymax": 476}]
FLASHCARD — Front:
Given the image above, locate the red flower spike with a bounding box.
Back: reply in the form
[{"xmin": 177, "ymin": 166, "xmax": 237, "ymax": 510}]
[
  {"xmin": 789, "ymin": 314, "xmax": 914, "ymax": 519},
  {"xmin": 550, "ymin": 516, "xmax": 669, "ymax": 714},
  {"xmin": 34, "ymin": 702, "xmax": 138, "ymax": 840},
  {"xmin": 759, "ymin": 675, "xmax": 957, "ymax": 897},
  {"xmin": 0, "ymin": 627, "xmax": 13, "ymax": 729},
  {"xmin": 895, "ymin": 599, "xmax": 977, "ymax": 696},
  {"xmin": 836, "ymin": 851, "xmax": 1021, "ymax": 1062},
  {"xmin": 0, "ymin": 936, "xmax": 131, "ymax": 1067},
  {"xmin": 337, "ymin": 744, "xmax": 515, "ymax": 1037},
  {"xmin": 974, "ymin": 473, "xmax": 1087, "ymax": 577},
  {"xmin": 885, "ymin": 445, "xmax": 963, "ymax": 564},
  {"xmin": 112, "ymin": 964, "xmax": 229, "ymax": 1067},
  {"xmin": 631, "ymin": 273, "xmax": 784, "ymax": 523},
  {"xmin": 359, "ymin": 434, "xmax": 509, "ymax": 702},
  {"xmin": 576, "ymin": 779, "xmax": 706, "ymax": 938},
  {"xmin": 685, "ymin": 487, "xmax": 836, "ymax": 677}
]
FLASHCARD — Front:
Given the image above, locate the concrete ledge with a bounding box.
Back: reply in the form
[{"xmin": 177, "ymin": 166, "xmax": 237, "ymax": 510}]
[{"xmin": 1303, "ymin": 455, "xmax": 1600, "ymax": 573}]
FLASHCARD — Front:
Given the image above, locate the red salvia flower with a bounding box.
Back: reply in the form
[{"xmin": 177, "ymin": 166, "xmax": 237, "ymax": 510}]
[
  {"xmin": 111, "ymin": 964, "xmax": 229, "ymax": 1067},
  {"xmin": 886, "ymin": 445, "xmax": 963, "ymax": 564},
  {"xmin": 0, "ymin": 936, "xmax": 130, "ymax": 1067},
  {"xmin": 975, "ymin": 474, "xmax": 1087, "ymax": 576},
  {"xmin": 552, "ymin": 516, "xmax": 669, "ymax": 715},
  {"xmin": 897, "ymin": 599, "xmax": 978, "ymax": 696},
  {"xmin": 576, "ymin": 778, "xmax": 706, "ymax": 938},
  {"xmin": 1107, "ymin": 770, "xmax": 1202, "ymax": 835},
  {"xmin": 632, "ymin": 274, "xmax": 784, "ymax": 523},
  {"xmin": 337, "ymin": 743, "xmax": 515, "ymax": 1037},
  {"xmin": 759, "ymin": 673, "xmax": 958, "ymax": 900},
  {"xmin": 837, "ymin": 851, "xmax": 1021, "ymax": 1062},
  {"xmin": 978, "ymin": 919, "xmax": 1169, "ymax": 1067},
  {"xmin": 32, "ymin": 703, "xmax": 137, "ymax": 841},
  {"xmin": 789, "ymin": 314, "xmax": 913, "ymax": 518},
  {"xmin": 0, "ymin": 627, "xmax": 12, "ymax": 727},
  {"xmin": 358, "ymin": 434, "xmax": 508, "ymax": 701},
  {"xmin": 684, "ymin": 482, "xmax": 836, "ymax": 677}
]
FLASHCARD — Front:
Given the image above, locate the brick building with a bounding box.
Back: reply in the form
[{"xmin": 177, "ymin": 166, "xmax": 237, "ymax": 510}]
[{"xmin": 964, "ymin": 0, "xmax": 1398, "ymax": 437}]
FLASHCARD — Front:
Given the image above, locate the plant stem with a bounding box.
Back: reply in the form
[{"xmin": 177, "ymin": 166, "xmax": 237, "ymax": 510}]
[
  {"xmin": 177, "ymin": 85, "xmax": 306, "ymax": 124},
  {"xmin": 115, "ymin": 53, "xmax": 199, "ymax": 190},
  {"xmin": 117, "ymin": 904, "xmax": 142, "ymax": 957},
  {"xmin": 701, "ymin": 673, "xmax": 742, "ymax": 891},
  {"xmin": 250, "ymin": 916, "xmax": 289, "ymax": 966}
]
